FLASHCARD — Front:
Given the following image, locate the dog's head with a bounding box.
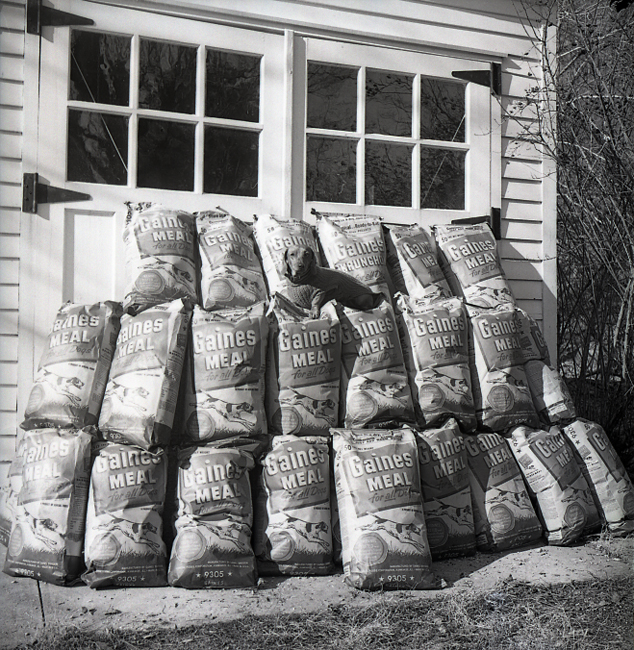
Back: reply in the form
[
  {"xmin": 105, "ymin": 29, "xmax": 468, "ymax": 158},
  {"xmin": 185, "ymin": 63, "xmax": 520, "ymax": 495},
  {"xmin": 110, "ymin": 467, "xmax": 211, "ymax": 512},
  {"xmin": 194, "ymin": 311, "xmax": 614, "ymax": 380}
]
[{"xmin": 279, "ymin": 246, "xmax": 316, "ymax": 283}]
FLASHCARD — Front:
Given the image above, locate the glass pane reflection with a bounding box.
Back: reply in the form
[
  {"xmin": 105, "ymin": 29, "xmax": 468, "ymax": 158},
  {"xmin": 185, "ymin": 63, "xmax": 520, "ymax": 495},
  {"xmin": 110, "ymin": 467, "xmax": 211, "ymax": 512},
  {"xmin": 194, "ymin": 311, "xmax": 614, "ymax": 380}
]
[
  {"xmin": 306, "ymin": 136, "xmax": 357, "ymax": 203},
  {"xmin": 206, "ymin": 50, "xmax": 261, "ymax": 122},
  {"xmin": 139, "ymin": 39, "xmax": 197, "ymax": 114},
  {"xmin": 365, "ymin": 141, "xmax": 412, "ymax": 206},
  {"xmin": 420, "ymin": 148, "xmax": 465, "ymax": 209},
  {"xmin": 307, "ymin": 63, "xmax": 357, "ymax": 131},
  {"xmin": 204, "ymin": 127, "xmax": 259, "ymax": 196},
  {"xmin": 420, "ymin": 78, "xmax": 465, "ymax": 142},
  {"xmin": 70, "ymin": 30, "xmax": 131, "ymax": 106},
  {"xmin": 137, "ymin": 118, "xmax": 195, "ymax": 190},
  {"xmin": 67, "ymin": 110, "xmax": 128, "ymax": 184},
  {"xmin": 366, "ymin": 70, "xmax": 412, "ymax": 137}
]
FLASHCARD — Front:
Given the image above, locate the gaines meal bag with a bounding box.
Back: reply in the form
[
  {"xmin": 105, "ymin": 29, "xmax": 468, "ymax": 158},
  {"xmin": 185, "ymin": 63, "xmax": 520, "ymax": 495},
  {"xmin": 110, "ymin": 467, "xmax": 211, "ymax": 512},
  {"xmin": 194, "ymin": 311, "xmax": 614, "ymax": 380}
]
[
  {"xmin": 196, "ymin": 210, "xmax": 268, "ymax": 310},
  {"xmin": 434, "ymin": 223, "xmax": 514, "ymax": 308},
  {"xmin": 183, "ymin": 303, "xmax": 268, "ymax": 443},
  {"xmin": 122, "ymin": 203, "xmax": 198, "ymax": 315},
  {"xmin": 3, "ymin": 428, "xmax": 93, "ymax": 585},
  {"xmin": 508, "ymin": 425, "xmax": 601, "ymax": 545},
  {"xmin": 168, "ymin": 438, "xmax": 261, "ymax": 589},
  {"xmin": 22, "ymin": 301, "xmax": 122, "ymax": 430},
  {"xmin": 99, "ymin": 299, "xmax": 192, "ymax": 450},
  {"xmin": 339, "ymin": 301, "xmax": 415, "ymax": 428},
  {"xmin": 563, "ymin": 419, "xmax": 634, "ymax": 536},
  {"xmin": 464, "ymin": 432, "xmax": 542, "ymax": 552},
  {"xmin": 332, "ymin": 427, "xmax": 438, "ymax": 591},
  {"xmin": 267, "ymin": 298, "xmax": 341, "ymax": 436},
  {"xmin": 83, "ymin": 442, "xmax": 168, "ymax": 588},
  {"xmin": 253, "ymin": 436, "xmax": 333, "ymax": 576}
]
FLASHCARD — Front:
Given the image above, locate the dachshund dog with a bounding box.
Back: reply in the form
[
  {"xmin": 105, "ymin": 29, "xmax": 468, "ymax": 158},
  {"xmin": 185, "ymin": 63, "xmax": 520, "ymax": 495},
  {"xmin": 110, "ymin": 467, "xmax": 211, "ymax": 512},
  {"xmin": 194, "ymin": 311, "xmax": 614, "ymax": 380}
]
[{"xmin": 278, "ymin": 245, "xmax": 383, "ymax": 318}]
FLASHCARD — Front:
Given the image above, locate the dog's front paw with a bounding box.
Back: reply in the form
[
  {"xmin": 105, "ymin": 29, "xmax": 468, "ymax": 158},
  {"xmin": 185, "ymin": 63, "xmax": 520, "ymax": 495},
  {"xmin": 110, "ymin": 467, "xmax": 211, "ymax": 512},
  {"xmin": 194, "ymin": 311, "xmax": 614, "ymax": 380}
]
[{"xmin": 310, "ymin": 307, "xmax": 321, "ymax": 319}]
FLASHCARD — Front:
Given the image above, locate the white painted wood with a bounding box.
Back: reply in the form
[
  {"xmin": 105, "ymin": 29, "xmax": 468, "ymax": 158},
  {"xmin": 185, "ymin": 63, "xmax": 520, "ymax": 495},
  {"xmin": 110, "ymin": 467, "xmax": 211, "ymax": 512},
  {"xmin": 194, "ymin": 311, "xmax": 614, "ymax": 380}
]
[
  {"xmin": 0, "ymin": 233, "xmax": 18, "ymax": 257},
  {"xmin": 0, "ymin": 79, "xmax": 22, "ymax": 106},
  {"xmin": 0, "ymin": 334, "xmax": 17, "ymax": 362},
  {"xmin": 500, "ymin": 219, "xmax": 542, "ymax": 242},
  {"xmin": 0, "ymin": 310, "xmax": 18, "ymax": 335},
  {"xmin": 0, "ymin": 286, "xmax": 18, "ymax": 311},
  {"xmin": 0, "ymin": 2, "xmax": 25, "ymax": 31},
  {"xmin": 502, "ymin": 159, "xmax": 543, "ymax": 181},
  {"xmin": 0, "ymin": 209, "xmax": 19, "ymax": 233},
  {"xmin": 0, "ymin": 52, "xmax": 23, "ymax": 81},
  {"xmin": 502, "ymin": 198, "xmax": 543, "ymax": 222},
  {"xmin": 0, "ymin": 30, "xmax": 23, "ymax": 56},
  {"xmin": 0, "ymin": 434, "xmax": 17, "ymax": 462},
  {"xmin": 0, "ymin": 360, "xmax": 17, "ymax": 384},
  {"xmin": 0, "ymin": 132, "xmax": 20, "ymax": 158},
  {"xmin": 502, "ymin": 259, "xmax": 543, "ymax": 282},
  {"xmin": 502, "ymin": 178, "xmax": 542, "ymax": 202},
  {"xmin": 0, "ymin": 157, "xmax": 21, "ymax": 183}
]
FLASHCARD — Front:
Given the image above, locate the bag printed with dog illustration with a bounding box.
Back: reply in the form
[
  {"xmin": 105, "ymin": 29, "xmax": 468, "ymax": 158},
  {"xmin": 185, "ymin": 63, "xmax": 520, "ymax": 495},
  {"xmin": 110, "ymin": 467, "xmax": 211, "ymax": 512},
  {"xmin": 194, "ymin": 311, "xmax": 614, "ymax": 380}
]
[
  {"xmin": 253, "ymin": 436, "xmax": 333, "ymax": 576},
  {"xmin": 416, "ymin": 419, "xmax": 476, "ymax": 559},
  {"xmin": 387, "ymin": 225, "xmax": 451, "ymax": 301},
  {"xmin": 316, "ymin": 214, "xmax": 392, "ymax": 301},
  {"xmin": 0, "ymin": 441, "xmax": 24, "ymax": 547},
  {"xmin": 3, "ymin": 428, "xmax": 93, "ymax": 586},
  {"xmin": 122, "ymin": 203, "xmax": 198, "ymax": 315},
  {"xmin": 463, "ymin": 432, "xmax": 542, "ymax": 552},
  {"xmin": 22, "ymin": 301, "xmax": 123, "ymax": 431},
  {"xmin": 332, "ymin": 427, "xmax": 438, "ymax": 591},
  {"xmin": 252, "ymin": 214, "xmax": 321, "ymax": 296},
  {"xmin": 182, "ymin": 304, "xmax": 268, "ymax": 444},
  {"xmin": 99, "ymin": 299, "xmax": 192, "ymax": 451},
  {"xmin": 515, "ymin": 309, "xmax": 576, "ymax": 424},
  {"xmin": 399, "ymin": 295, "xmax": 476, "ymax": 431},
  {"xmin": 433, "ymin": 223, "xmax": 515, "ymax": 308},
  {"xmin": 267, "ymin": 299, "xmax": 341, "ymax": 436},
  {"xmin": 508, "ymin": 425, "xmax": 601, "ymax": 545},
  {"xmin": 196, "ymin": 211, "xmax": 268, "ymax": 310},
  {"xmin": 82, "ymin": 442, "xmax": 168, "ymax": 588},
  {"xmin": 468, "ymin": 304, "xmax": 539, "ymax": 432},
  {"xmin": 563, "ymin": 419, "xmax": 634, "ymax": 536},
  {"xmin": 339, "ymin": 301, "xmax": 415, "ymax": 428},
  {"xmin": 168, "ymin": 438, "xmax": 262, "ymax": 588}
]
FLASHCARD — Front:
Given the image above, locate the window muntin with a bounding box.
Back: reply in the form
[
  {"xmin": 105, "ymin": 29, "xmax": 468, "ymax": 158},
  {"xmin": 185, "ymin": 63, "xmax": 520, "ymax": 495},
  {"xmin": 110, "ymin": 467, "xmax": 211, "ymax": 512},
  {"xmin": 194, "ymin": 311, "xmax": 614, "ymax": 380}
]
[{"xmin": 67, "ymin": 29, "xmax": 262, "ymax": 196}]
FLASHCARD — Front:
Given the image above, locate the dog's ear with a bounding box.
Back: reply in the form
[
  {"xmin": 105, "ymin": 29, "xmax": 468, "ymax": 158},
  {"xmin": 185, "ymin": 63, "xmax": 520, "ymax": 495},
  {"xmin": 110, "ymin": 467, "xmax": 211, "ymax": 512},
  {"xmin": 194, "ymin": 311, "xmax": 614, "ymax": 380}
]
[{"xmin": 276, "ymin": 248, "xmax": 290, "ymax": 278}]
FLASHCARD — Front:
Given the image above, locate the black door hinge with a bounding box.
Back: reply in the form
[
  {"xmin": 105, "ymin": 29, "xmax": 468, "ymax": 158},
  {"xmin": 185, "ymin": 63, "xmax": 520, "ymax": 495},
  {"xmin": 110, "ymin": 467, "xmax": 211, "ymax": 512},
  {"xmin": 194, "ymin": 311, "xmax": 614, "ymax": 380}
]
[
  {"xmin": 451, "ymin": 207, "xmax": 501, "ymax": 240},
  {"xmin": 27, "ymin": 0, "xmax": 94, "ymax": 35},
  {"xmin": 452, "ymin": 62, "xmax": 502, "ymax": 97},
  {"xmin": 22, "ymin": 173, "xmax": 92, "ymax": 213}
]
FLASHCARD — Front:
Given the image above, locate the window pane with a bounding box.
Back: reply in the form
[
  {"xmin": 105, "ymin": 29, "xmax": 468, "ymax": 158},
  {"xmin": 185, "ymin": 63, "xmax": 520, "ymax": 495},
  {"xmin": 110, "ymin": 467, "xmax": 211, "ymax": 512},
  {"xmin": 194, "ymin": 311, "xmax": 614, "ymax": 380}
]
[
  {"xmin": 366, "ymin": 70, "xmax": 412, "ymax": 137},
  {"xmin": 206, "ymin": 50, "xmax": 261, "ymax": 122},
  {"xmin": 204, "ymin": 127, "xmax": 259, "ymax": 196},
  {"xmin": 420, "ymin": 78, "xmax": 465, "ymax": 142},
  {"xmin": 67, "ymin": 110, "xmax": 128, "ymax": 184},
  {"xmin": 420, "ymin": 148, "xmax": 465, "ymax": 209},
  {"xmin": 307, "ymin": 63, "xmax": 357, "ymax": 131},
  {"xmin": 70, "ymin": 31, "xmax": 131, "ymax": 106},
  {"xmin": 365, "ymin": 142, "xmax": 412, "ymax": 206},
  {"xmin": 306, "ymin": 136, "xmax": 356, "ymax": 203},
  {"xmin": 139, "ymin": 39, "xmax": 197, "ymax": 114},
  {"xmin": 137, "ymin": 118, "xmax": 195, "ymax": 190}
]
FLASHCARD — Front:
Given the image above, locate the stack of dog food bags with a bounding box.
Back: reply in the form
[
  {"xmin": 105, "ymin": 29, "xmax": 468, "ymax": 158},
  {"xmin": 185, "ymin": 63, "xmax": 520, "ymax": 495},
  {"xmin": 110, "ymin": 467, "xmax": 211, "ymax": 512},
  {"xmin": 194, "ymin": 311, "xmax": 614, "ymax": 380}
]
[
  {"xmin": 168, "ymin": 437, "xmax": 263, "ymax": 588},
  {"xmin": 3, "ymin": 300, "xmax": 123, "ymax": 585},
  {"xmin": 416, "ymin": 418, "xmax": 477, "ymax": 559},
  {"xmin": 508, "ymin": 424, "xmax": 601, "ymax": 545},
  {"xmin": 463, "ymin": 431, "xmax": 543, "ymax": 552},
  {"xmin": 331, "ymin": 426, "xmax": 438, "ymax": 590}
]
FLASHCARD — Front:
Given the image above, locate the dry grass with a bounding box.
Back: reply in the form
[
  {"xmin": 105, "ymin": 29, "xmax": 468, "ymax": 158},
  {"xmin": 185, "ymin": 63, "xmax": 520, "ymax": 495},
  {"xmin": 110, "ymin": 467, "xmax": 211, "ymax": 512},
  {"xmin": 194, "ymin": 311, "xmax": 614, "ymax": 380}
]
[{"xmin": 16, "ymin": 575, "xmax": 633, "ymax": 650}]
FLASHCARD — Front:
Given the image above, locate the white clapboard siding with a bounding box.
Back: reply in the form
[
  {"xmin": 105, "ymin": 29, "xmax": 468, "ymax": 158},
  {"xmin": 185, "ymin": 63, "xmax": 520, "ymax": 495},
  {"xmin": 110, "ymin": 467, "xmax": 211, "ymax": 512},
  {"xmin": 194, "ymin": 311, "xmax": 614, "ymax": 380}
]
[{"xmin": 0, "ymin": 0, "xmax": 24, "ymax": 472}]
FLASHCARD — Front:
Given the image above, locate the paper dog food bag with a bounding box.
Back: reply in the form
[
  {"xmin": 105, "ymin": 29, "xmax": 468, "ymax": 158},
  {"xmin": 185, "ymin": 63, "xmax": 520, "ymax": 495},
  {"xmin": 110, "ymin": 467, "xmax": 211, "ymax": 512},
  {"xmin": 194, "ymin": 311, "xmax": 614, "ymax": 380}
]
[
  {"xmin": 253, "ymin": 436, "xmax": 333, "ymax": 576},
  {"xmin": 399, "ymin": 295, "xmax": 476, "ymax": 431},
  {"xmin": 339, "ymin": 301, "xmax": 415, "ymax": 428},
  {"xmin": 468, "ymin": 304, "xmax": 539, "ymax": 432},
  {"xmin": 3, "ymin": 428, "xmax": 93, "ymax": 585},
  {"xmin": 252, "ymin": 213, "xmax": 321, "ymax": 296},
  {"xmin": 83, "ymin": 442, "xmax": 168, "ymax": 588},
  {"xmin": 0, "ymin": 439, "xmax": 25, "ymax": 547},
  {"xmin": 122, "ymin": 203, "xmax": 198, "ymax": 315},
  {"xmin": 563, "ymin": 419, "xmax": 634, "ymax": 535},
  {"xmin": 316, "ymin": 213, "xmax": 392, "ymax": 301},
  {"xmin": 434, "ymin": 223, "xmax": 514, "ymax": 308},
  {"xmin": 183, "ymin": 303, "xmax": 268, "ymax": 443},
  {"xmin": 416, "ymin": 419, "xmax": 476, "ymax": 559},
  {"xmin": 22, "ymin": 301, "xmax": 123, "ymax": 430},
  {"xmin": 508, "ymin": 425, "xmax": 601, "ymax": 545},
  {"xmin": 387, "ymin": 224, "xmax": 451, "ymax": 301},
  {"xmin": 168, "ymin": 438, "xmax": 261, "ymax": 588},
  {"xmin": 332, "ymin": 427, "xmax": 438, "ymax": 590},
  {"xmin": 99, "ymin": 299, "xmax": 191, "ymax": 450},
  {"xmin": 463, "ymin": 432, "xmax": 542, "ymax": 552},
  {"xmin": 196, "ymin": 210, "xmax": 268, "ymax": 310},
  {"xmin": 267, "ymin": 299, "xmax": 341, "ymax": 436}
]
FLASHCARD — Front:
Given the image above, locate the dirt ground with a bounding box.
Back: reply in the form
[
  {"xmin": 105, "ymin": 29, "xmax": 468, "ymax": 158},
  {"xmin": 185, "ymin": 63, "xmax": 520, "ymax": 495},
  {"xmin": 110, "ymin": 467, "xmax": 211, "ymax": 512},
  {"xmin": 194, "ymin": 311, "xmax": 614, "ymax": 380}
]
[{"xmin": 1, "ymin": 536, "xmax": 632, "ymax": 649}]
